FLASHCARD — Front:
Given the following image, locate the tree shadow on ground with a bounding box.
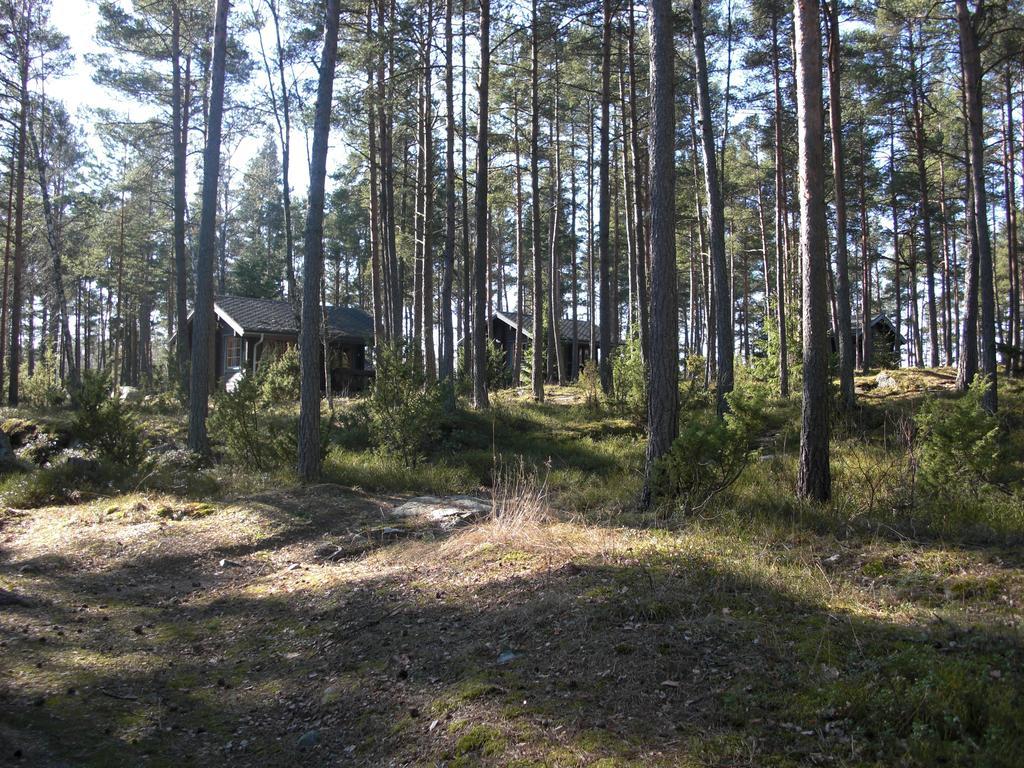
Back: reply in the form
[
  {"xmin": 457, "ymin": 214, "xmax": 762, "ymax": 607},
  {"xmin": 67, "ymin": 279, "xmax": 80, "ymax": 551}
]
[{"xmin": 2, "ymin": 518, "xmax": 1021, "ymax": 767}]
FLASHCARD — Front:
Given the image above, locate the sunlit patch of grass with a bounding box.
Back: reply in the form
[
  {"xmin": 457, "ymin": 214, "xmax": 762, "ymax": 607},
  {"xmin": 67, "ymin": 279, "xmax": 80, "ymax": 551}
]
[{"xmin": 322, "ymin": 446, "xmax": 479, "ymax": 494}]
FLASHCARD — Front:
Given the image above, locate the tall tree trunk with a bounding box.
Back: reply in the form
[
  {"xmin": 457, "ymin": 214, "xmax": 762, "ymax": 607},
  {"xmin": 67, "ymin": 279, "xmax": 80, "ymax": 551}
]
[
  {"xmin": 367, "ymin": 1, "xmax": 385, "ymax": 346},
  {"xmin": 472, "ymin": 0, "xmax": 490, "ymax": 408},
  {"xmin": 907, "ymin": 27, "xmax": 940, "ymax": 368},
  {"xmin": 28, "ymin": 126, "xmax": 78, "ymax": 391},
  {"xmin": 512, "ymin": 91, "xmax": 525, "ymax": 384},
  {"xmin": 642, "ymin": 0, "xmax": 678, "ymax": 507},
  {"xmin": 890, "ymin": 120, "xmax": 903, "ymax": 368},
  {"xmin": 692, "ymin": 0, "xmax": 732, "ymax": 415},
  {"xmin": 1, "ymin": 135, "xmax": 15, "ymax": 395},
  {"xmin": 172, "ymin": 0, "xmax": 190, "ymax": 396},
  {"xmin": 570, "ymin": 123, "xmax": 579, "ymax": 380},
  {"xmin": 187, "ymin": 0, "xmax": 230, "ymax": 454},
  {"xmin": 297, "ymin": 0, "xmax": 341, "ymax": 480},
  {"xmin": 531, "ymin": 0, "xmax": 544, "ymax": 401},
  {"xmin": 956, "ymin": 0, "xmax": 996, "ymax": 411},
  {"xmin": 794, "ymin": 0, "xmax": 831, "ymax": 502},
  {"xmin": 460, "ymin": 0, "xmax": 471, "ymax": 380},
  {"xmin": 597, "ymin": 0, "xmax": 613, "ymax": 394},
  {"xmin": 859, "ymin": 121, "xmax": 872, "ymax": 372},
  {"xmin": 587, "ymin": 99, "xmax": 596, "ymax": 366},
  {"xmin": 939, "ymin": 153, "xmax": 954, "ymax": 365},
  {"xmin": 771, "ymin": 12, "xmax": 790, "ymax": 396},
  {"xmin": 419, "ymin": 2, "xmax": 437, "ymax": 383},
  {"xmin": 1003, "ymin": 69, "xmax": 1019, "ymax": 374},
  {"xmin": 549, "ymin": 54, "xmax": 566, "ymax": 385},
  {"xmin": 823, "ymin": 0, "xmax": 854, "ymax": 408},
  {"xmin": 268, "ymin": 0, "xmax": 296, "ymax": 304},
  {"xmin": 440, "ymin": 0, "xmax": 456, "ymax": 406},
  {"xmin": 8, "ymin": 13, "xmax": 28, "ymax": 406},
  {"xmin": 627, "ymin": 0, "xmax": 649, "ymax": 362}
]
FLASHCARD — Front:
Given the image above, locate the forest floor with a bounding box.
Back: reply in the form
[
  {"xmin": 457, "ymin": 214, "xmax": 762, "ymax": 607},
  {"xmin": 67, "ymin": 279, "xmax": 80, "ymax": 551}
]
[{"xmin": 1, "ymin": 370, "xmax": 1023, "ymax": 767}]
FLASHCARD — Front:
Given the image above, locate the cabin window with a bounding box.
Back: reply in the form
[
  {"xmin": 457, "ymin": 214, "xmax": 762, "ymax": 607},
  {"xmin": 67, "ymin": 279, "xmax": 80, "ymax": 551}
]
[{"xmin": 225, "ymin": 336, "xmax": 242, "ymax": 370}]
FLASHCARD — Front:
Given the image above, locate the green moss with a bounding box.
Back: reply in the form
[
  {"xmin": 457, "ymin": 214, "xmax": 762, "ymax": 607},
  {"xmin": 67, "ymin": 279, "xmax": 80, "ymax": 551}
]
[{"xmin": 453, "ymin": 724, "xmax": 505, "ymax": 758}]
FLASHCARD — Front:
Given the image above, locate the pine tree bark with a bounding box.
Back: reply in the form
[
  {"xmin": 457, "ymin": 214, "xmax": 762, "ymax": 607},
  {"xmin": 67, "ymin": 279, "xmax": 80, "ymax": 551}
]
[
  {"xmin": 1002, "ymin": 69, "xmax": 1019, "ymax": 374},
  {"xmin": 440, "ymin": 0, "xmax": 456, "ymax": 406},
  {"xmin": 549, "ymin": 55, "xmax": 566, "ymax": 385},
  {"xmin": 8, "ymin": 12, "xmax": 28, "ymax": 406},
  {"xmin": 419, "ymin": 3, "xmax": 435, "ymax": 382},
  {"xmin": 794, "ymin": 0, "xmax": 831, "ymax": 502},
  {"xmin": 907, "ymin": 27, "xmax": 940, "ymax": 368},
  {"xmin": 171, "ymin": 0, "xmax": 190, "ymax": 396},
  {"xmin": 297, "ymin": 0, "xmax": 341, "ymax": 479},
  {"xmin": 1, "ymin": 134, "xmax": 15, "ymax": 393},
  {"xmin": 472, "ymin": 0, "xmax": 490, "ymax": 408},
  {"xmin": 956, "ymin": 0, "xmax": 996, "ymax": 411},
  {"xmin": 367, "ymin": 2, "xmax": 385, "ymax": 346},
  {"xmin": 771, "ymin": 12, "xmax": 790, "ymax": 396},
  {"xmin": 858, "ymin": 121, "xmax": 872, "ymax": 372},
  {"xmin": 187, "ymin": 0, "xmax": 229, "ymax": 454},
  {"xmin": 512, "ymin": 91, "xmax": 525, "ymax": 384},
  {"xmin": 530, "ymin": 0, "xmax": 544, "ymax": 401},
  {"xmin": 28, "ymin": 126, "xmax": 78, "ymax": 390},
  {"xmin": 692, "ymin": 0, "xmax": 732, "ymax": 415},
  {"xmin": 823, "ymin": 0, "xmax": 854, "ymax": 408},
  {"xmin": 626, "ymin": 0, "xmax": 649, "ymax": 362},
  {"xmin": 642, "ymin": 0, "xmax": 678, "ymax": 507},
  {"xmin": 597, "ymin": 0, "xmax": 613, "ymax": 394}
]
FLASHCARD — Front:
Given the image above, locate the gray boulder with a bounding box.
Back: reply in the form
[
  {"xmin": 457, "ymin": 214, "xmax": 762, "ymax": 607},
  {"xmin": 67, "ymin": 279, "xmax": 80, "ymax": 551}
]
[
  {"xmin": 875, "ymin": 371, "xmax": 899, "ymax": 390},
  {"xmin": 390, "ymin": 495, "xmax": 491, "ymax": 529}
]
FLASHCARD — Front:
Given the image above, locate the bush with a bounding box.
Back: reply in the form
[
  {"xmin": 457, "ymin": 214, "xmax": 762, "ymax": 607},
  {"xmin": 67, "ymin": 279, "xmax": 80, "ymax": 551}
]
[
  {"xmin": 258, "ymin": 345, "xmax": 300, "ymax": 404},
  {"xmin": 486, "ymin": 338, "xmax": 509, "ymax": 391},
  {"xmin": 209, "ymin": 373, "xmax": 296, "ymax": 471},
  {"xmin": 0, "ymin": 457, "xmax": 110, "ymax": 508},
  {"xmin": 610, "ymin": 335, "xmax": 645, "ymax": 424},
  {"xmin": 21, "ymin": 352, "xmax": 66, "ymax": 409},
  {"xmin": 652, "ymin": 387, "xmax": 763, "ymax": 514},
  {"xmin": 576, "ymin": 358, "xmax": 601, "ymax": 411},
  {"xmin": 72, "ymin": 371, "xmax": 145, "ymax": 467},
  {"xmin": 368, "ymin": 343, "xmax": 443, "ymax": 466},
  {"xmin": 915, "ymin": 377, "xmax": 1002, "ymax": 498}
]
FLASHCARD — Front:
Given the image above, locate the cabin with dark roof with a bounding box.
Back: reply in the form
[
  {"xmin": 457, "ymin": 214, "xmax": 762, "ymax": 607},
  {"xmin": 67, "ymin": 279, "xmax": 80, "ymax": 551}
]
[
  {"xmin": 831, "ymin": 313, "xmax": 904, "ymax": 368},
  {"xmin": 490, "ymin": 310, "xmax": 605, "ymax": 380},
  {"xmin": 185, "ymin": 296, "xmax": 375, "ymax": 394}
]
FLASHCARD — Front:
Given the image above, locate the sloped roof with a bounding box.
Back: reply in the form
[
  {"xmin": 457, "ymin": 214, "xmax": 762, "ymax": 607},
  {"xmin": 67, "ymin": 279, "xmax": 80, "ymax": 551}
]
[
  {"xmin": 495, "ymin": 310, "xmax": 599, "ymax": 344},
  {"xmin": 850, "ymin": 313, "xmax": 906, "ymax": 344},
  {"xmin": 215, "ymin": 295, "xmax": 374, "ymax": 342}
]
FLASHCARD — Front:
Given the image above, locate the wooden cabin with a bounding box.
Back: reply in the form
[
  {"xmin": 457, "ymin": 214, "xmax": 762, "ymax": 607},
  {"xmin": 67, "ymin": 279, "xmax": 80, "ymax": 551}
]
[
  {"xmin": 490, "ymin": 310, "xmax": 604, "ymax": 380},
  {"xmin": 832, "ymin": 313, "xmax": 903, "ymax": 368},
  {"xmin": 185, "ymin": 296, "xmax": 375, "ymax": 394}
]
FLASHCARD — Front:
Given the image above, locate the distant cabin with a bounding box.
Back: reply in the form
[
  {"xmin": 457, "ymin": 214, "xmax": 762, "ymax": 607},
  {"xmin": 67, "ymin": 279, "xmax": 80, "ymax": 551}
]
[
  {"xmin": 831, "ymin": 313, "xmax": 904, "ymax": 367},
  {"xmin": 490, "ymin": 310, "xmax": 606, "ymax": 379},
  {"xmin": 185, "ymin": 296, "xmax": 375, "ymax": 393}
]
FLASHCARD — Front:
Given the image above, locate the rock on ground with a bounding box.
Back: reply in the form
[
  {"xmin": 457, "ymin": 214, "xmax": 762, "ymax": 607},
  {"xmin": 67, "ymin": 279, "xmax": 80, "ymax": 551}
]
[{"xmin": 389, "ymin": 495, "xmax": 491, "ymax": 529}]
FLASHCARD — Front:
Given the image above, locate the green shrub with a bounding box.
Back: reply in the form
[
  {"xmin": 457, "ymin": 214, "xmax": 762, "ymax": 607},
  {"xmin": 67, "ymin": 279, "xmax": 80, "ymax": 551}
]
[
  {"xmin": 209, "ymin": 373, "xmax": 295, "ymax": 471},
  {"xmin": 652, "ymin": 387, "xmax": 763, "ymax": 514},
  {"xmin": 21, "ymin": 351, "xmax": 66, "ymax": 408},
  {"xmin": 368, "ymin": 343, "xmax": 443, "ymax": 466},
  {"xmin": 576, "ymin": 358, "xmax": 601, "ymax": 411},
  {"xmin": 0, "ymin": 457, "xmax": 110, "ymax": 508},
  {"xmin": 486, "ymin": 338, "xmax": 509, "ymax": 390},
  {"xmin": 682, "ymin": 353, "xmax": 705, "ymax": 381},
  {"xmin": 610, "ymin": 335, "xmax": 645, "ymax": 424},
  {"xmin": 915, "ymin": 377, "xmax": 1001, "ymax": 497},
  {"xmin": 258, "ymin": 345, "xmax": 300, "ymax": 404},
  {"xmin": 72, "ymin": 371, "xmax": 145, "ymax": 467}
]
